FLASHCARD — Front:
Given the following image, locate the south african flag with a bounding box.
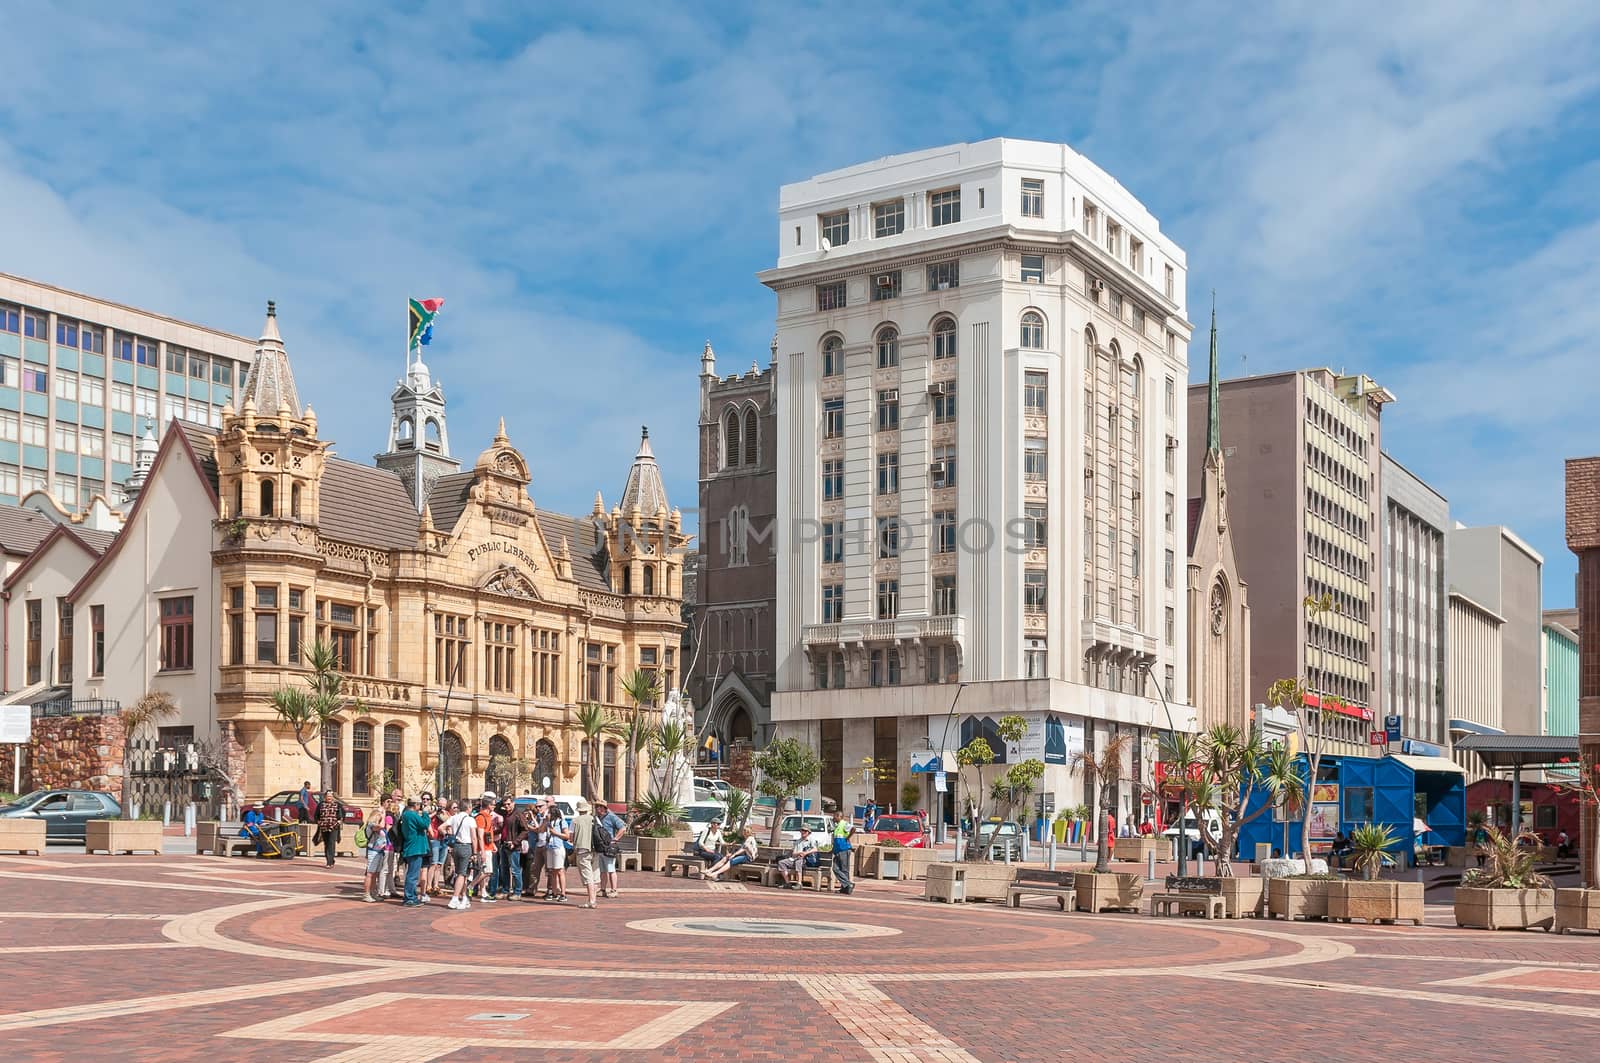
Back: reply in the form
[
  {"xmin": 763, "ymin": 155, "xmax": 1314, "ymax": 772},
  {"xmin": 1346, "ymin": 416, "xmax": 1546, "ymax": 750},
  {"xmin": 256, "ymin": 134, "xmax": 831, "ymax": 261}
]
[{"xmin": 408, "ymin": 297, "xmax": 445, "ymax": 352}]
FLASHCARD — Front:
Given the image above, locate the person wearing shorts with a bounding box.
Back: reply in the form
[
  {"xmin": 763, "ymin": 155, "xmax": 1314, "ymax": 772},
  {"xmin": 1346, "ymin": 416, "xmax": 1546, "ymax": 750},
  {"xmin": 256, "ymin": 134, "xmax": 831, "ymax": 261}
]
[
  {"xmin": 473, "ymin": 798, "xmax": 498, "ymax": 902},
  {"xmin": 440, "ymin": 802, "xmax": 477, "ymax": 910},
  {"xmin": 597, "ymin": 802, "xmax": 626, "ymax": 897},
  {"xmin": 543, "ymin": 807, "xmax": 570, "ymax": 901},
  {"xmin": 778, "ymin": 826, "xmax": 821, "ymax": 889},
  {"xmin": 571, "ymin": 799, "xmax": 599, "ymax": 908}
]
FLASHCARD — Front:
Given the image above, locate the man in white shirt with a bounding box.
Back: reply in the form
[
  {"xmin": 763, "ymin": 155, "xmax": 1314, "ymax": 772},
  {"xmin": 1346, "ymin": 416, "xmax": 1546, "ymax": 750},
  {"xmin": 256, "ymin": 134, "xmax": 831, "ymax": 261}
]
[
  {"xmin": 777, "ymin": 825, "xmax": 821, "ymax": 890},
  {"xmin": 440, "ymin": 801, "xmax": 478, "ymax": 910}
]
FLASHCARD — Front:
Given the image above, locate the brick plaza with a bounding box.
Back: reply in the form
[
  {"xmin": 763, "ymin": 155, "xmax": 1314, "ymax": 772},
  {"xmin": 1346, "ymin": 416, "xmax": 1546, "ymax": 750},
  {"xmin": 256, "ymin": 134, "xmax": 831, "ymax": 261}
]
[{"xmin": 2, "ymin": 852, "xmax": 1599, "ymax": 1061}]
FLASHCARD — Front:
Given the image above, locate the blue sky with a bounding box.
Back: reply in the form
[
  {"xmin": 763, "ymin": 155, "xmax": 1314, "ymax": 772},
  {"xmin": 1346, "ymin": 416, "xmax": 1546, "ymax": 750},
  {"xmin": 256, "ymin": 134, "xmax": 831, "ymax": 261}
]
[{"xmin": 2, "ymin": 2, "xmax": 1598, "ymax": 603}]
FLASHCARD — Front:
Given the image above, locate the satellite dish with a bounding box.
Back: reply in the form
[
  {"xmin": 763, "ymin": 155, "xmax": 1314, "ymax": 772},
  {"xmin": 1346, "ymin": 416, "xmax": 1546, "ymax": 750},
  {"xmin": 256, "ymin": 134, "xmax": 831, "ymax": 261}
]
[{"xmin": 820, "ymin": 237, "xmax": 832, "ymax": 252}]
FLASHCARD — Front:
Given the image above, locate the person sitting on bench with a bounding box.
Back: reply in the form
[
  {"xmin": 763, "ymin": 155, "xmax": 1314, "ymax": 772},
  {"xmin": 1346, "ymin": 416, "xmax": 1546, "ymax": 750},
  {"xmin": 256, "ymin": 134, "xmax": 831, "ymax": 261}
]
[
  {"xmin": 778, "ymin": 826, "xmax": 821, "ymax": 889},
  {"xmin": 705, "ymin": 827, "xmax": 758, "ymax": 881},
  {"xmin": 692, "ymin": 819, "xmax": 725, "ymax": 865}
]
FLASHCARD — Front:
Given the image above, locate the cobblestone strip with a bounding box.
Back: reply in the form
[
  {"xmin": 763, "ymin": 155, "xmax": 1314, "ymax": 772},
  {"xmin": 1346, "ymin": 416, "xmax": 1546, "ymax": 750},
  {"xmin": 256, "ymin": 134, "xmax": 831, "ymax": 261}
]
[{"xmin": 797, "ymin": 974, "xmax": 982, "ymax": 1063}]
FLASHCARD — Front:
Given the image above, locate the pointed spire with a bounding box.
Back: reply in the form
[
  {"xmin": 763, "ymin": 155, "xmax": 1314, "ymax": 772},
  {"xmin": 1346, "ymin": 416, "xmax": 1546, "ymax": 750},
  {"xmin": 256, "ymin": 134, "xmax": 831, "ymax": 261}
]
[
  {"xmin": 241, "ymin": 299, "xmax": 302, "ymax": 420},
  {"xmin": 592, "ymin": 490, "xmax": 605, "ymax": 516},
  {"xmin": 700, "ymin": 340, "xmax": 716, "ymax": 376},
  {"xmin": 260, "ymin": 300, "xmax": 281, "ymax": 344},
  {"xmin": 620, "ymin": 424, "xmax": 668, "ymax": 520},
  {"xmin": 1206, "ymin": 292, "xmax": 1221, "ymax": 456},
  {"xmin": 496, "ymin": 416, "xmax": 508, "ymax": 442}
]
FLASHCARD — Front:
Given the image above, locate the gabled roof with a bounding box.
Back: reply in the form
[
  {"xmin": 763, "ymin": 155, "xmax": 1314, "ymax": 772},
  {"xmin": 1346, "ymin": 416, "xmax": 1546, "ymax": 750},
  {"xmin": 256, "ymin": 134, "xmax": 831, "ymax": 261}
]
[
  {"xmin": 1186, "ymin": 496, "xmax": 1204, "ymax": 555},
  {"xmin": 173, "ymin": 419, "xmax": 220, "ymax": 493},
  {"xmin": 2, "ymin": 522, "xmax": 117, "ymax": 591},
  {"xmin": 320, "ymin": 459, "xmax": 419, "ymax": 550},
  {"xmin": 0, "ymin": 504, "xmax": 59, "ymax": 556},
  {"xmin": 535, "ymin": 511, "xmax": 610, "ymax": 593},
  {"xmin": 425, "ymin": 472, "xmax": 477, "ymax": 535}
]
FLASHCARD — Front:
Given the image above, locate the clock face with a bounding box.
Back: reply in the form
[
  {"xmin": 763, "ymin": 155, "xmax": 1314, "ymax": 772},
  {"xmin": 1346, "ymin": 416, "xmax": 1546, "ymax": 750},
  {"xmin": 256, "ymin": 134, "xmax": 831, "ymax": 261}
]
[{"xmin": 1209, "ymin": 582, "xmax": 1226, "ymax": 636}]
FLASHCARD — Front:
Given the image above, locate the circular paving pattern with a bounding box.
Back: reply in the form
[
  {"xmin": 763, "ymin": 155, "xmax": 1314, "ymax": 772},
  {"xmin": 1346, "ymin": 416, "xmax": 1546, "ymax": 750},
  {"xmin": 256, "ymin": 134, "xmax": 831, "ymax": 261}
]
[{"xmin": 627, "ymin": 915, "xmax": 901, "ymax": 939}]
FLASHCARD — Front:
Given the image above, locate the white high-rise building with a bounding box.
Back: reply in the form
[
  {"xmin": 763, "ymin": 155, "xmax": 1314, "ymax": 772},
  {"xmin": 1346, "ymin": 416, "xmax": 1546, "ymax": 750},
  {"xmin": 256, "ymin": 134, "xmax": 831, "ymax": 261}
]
[{"xmin": 759, "ymin": 139, "xmax": 1194, "ymax": 825}]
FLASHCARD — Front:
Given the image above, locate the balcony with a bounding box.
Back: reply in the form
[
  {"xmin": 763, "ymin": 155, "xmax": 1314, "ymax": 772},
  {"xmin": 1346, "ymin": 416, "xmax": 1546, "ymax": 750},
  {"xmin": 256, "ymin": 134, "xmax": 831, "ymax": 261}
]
[{"xmin": 802, "ymin": 615, "xmax": 965, "ymax": 648}]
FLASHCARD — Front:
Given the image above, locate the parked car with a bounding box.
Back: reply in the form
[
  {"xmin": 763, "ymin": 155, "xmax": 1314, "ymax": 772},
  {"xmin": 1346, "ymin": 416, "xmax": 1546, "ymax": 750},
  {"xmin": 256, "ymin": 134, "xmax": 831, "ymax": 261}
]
[
  {"xmin": 975, "ymin": 819, "xmax": 1023, "ymax": 860},
  {"xmin": 246, "ymin": 790, "xmax": 363, "ymax": 825},
  {"xmin": 0, "ymin": 788, "xmax": 121, "ymax": 841},
  {"xmin": 512, "ymin": 794, "xmax": 584, "ymax": 820},
  {"xmin": 1160, "ymin": 809, "xmax": 1222, "ymax": 857},
  {"xmin": 869, "ymin": 814, "xmax": 926, "ymax": 847},
  {"xmin": 777, "ymin": 813, "xmax": 832, "ymax": 842},
  {"xmin": 682, "ymin": 800, "xmax": 730, "ymax": 839},
  {"xmin": 693, "ymin": 776, "xmax": 733, "ymax": 800}
]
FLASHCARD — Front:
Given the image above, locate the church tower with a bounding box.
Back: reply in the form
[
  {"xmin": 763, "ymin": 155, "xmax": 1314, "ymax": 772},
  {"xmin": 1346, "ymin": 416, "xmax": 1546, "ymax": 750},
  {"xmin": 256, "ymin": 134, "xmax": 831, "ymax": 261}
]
[
  {"xmin": 215, "ymin": 301, "xmax": 330, "ymax": 529},
  {"xmin": 376, "ymin": 347, "xmax": 460, "ymax": 511},
  {"xmin": 601, "ymin": 426, "xmax": 690, "ymax": 606}
]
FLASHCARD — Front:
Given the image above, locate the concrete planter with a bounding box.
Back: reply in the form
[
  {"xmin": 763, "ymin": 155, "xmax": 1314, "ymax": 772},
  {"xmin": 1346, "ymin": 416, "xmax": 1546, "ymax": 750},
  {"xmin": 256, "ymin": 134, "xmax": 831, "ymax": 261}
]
[
  {"xmin": 0, "ymin": 818, "xmax": 46, "ymax": 854},
  {"xmin": 854, "ymin": 844, "xmax": 883, "ymax": 878},
  {"xmin": 1328, "ymin": 880, "xmax": 1424, "ymax": 925},
  {"xmin": 1555, "ymin": 888, "xmax": 1600, "ymax": 935},
  {"xmin": 196, "ymin": 821, "xmax": 224, "ymax": 855},
  {"xmin": 888, "ymin": 847, "xmax": 940, "ymax": 881},
  {"xmin": 1454, "ymin": 886, "xmax": 1555, "ymax": 931},
  {"xmin": 924, "ymin": 862, "xmax": 964, "ymax": 903},
  {"xmin": 85, "ymin": 819, "xmax": 163, "ymax": 855},
  {"xmin": 959, "ymin": 861, "xmax": 1019, "ymax": 902},
  {"xmin": 1218, "ymin": 875, "xmax": 1265, "ymax": 919},
  {"xmin": 1113, "ymin": 836, "xmax": 1159, "ymax": 863},
  {"xmin": 1074, "ymin": 872, "xmax": 1143, "ymax": 913},
  {"xmin": 1267, "ymin": 877, "xmax": 1331, "ymax": 920},
  {"xmin": 637, "ymin": 835, "xmax": 684, "ymax": 872}
]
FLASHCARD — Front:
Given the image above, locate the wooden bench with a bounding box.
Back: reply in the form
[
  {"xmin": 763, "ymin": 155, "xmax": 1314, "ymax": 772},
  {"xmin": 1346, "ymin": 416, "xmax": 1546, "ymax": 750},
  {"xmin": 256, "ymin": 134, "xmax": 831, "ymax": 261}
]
[
  {"xmin": 212, "ymin": 824, "xmax": 259, "ymax": 857},
  {"xmin": 1150, "ymin": 875, "xmax": 1225, "ymax": 919},
  {"xmin": 1007, "ymin": 868, "xmax": 1076, "ymax": 911},
  {"xmin": 615, "ymin": 834, "xmax": 643, "ymax": 872},
  {"xmin": 664, "ymin": 842, "xmax": 713, "ymax": 878}
]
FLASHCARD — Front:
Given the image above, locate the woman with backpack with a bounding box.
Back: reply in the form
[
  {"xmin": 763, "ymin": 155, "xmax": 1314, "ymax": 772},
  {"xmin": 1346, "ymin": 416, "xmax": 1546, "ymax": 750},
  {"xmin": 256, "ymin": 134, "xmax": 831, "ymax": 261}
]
[
  {"xmin": 361, "ymin": 800, "xmax": 393, "ymax": 903},
  {"xmin": 439, "ymin": 800, "xmax": 477, "ymax": 910}
]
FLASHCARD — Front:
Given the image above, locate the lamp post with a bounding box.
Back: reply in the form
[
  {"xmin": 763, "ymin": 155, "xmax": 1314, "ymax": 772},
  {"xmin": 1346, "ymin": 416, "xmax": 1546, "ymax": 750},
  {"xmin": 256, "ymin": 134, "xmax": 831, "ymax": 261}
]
[
  {"xmin": 1138, "ymin": 659, "xmax": 1186, "ymax": 879},
  {"xmin": 428, "ymin": 637, "xmax": 470, "ymax": 799},
  {"xmin": 931, "ymin": 683, "xmax": 968, "ymax": 848}
]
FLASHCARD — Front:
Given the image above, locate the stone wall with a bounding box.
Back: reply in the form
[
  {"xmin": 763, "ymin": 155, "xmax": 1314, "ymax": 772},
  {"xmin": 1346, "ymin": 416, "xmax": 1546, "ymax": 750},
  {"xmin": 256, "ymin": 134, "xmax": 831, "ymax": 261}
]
[{"xmin": 4, "ymin": 715, "xmax": 128, "ymax": 800}]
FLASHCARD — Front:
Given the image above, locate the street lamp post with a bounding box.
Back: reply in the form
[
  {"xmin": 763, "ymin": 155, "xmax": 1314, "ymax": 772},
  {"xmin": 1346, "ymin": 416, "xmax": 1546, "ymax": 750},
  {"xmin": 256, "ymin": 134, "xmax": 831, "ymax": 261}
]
[{"xmin": 1139, "ymin": 659, "xmax": 1187, "ymax": 879}]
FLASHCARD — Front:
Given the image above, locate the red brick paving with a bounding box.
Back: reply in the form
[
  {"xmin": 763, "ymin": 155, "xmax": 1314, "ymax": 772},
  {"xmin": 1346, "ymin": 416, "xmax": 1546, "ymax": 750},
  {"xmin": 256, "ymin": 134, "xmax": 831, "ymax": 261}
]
[{"xmin": 3, "ymin": 853, "xmax": 1600, "ymax": 1060}]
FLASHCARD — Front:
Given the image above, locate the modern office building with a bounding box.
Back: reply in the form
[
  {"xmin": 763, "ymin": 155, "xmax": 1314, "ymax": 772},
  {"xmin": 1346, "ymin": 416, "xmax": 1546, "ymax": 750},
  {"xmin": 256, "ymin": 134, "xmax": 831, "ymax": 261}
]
[
  {"xmin": 1380, "ymin": 453, "xmax": 1449, "ymax": 750},
  {"xmin": 0, "ymin": 273, "xmax": 252, "ymax": 509},
  {"xmin": 1448, "ymin": 590, "xmax": 1504, "ymax": 777},
  {"xmin": 1542, "ymin": 610, "xmax": 1579, "ymax": 737},
  {"xmin": 762, "ymin": 138, "xmax": 1195, "ymax": 823},
  {"xmin": 1188, "ymin": 369, "xmax": 1394, "ymax": 758},
  {"xmin": 1448, "ymin": 524, "xmax": 1543, "ymax": 738},
  {"xmin": 688, "ymin": 341, "xmax": 778, "ymax": 752}
]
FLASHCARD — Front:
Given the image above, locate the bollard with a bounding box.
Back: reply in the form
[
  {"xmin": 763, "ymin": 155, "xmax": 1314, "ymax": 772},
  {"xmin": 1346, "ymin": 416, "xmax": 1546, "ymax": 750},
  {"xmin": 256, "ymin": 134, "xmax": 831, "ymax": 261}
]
[
  {"xmin": 1146, "ymin": 850, "xmax": 1156, "ymax": 882},
  {"xmin": 1047, "ymin": 836, "xmax": 1056, "ymax": 871},
  {"xmin": 163, "ymin": 800, "xmax": 172, "ymax": 827},
  {"xmin": 184, "ymin": 804, "xmax": 195, "ymax": 836}
]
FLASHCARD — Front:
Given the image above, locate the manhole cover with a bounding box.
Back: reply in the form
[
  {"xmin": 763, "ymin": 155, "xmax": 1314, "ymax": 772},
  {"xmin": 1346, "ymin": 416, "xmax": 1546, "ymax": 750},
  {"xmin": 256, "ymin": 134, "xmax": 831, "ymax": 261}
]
[{"xmin": 627, "ymin": 917, "xmax": 900, "ymax": 940}]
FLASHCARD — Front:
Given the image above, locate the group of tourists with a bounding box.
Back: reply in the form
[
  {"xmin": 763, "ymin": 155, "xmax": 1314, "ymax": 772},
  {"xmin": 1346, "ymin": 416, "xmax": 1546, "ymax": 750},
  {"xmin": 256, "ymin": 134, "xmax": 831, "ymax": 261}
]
[{"xmin": 355, "ymin": 788, "xmax": 627, "ymax": 910}]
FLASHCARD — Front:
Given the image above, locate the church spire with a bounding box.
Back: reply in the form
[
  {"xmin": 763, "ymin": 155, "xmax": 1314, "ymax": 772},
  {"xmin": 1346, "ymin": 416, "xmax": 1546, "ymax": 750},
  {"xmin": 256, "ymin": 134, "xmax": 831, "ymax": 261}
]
[
  {"xmin": 1206, "ymin": 293, "xmax": 1221, "ymax": 456},
  {"xmin": 240, "ymin": 299, "xmax": 302, "ymax": 420}
]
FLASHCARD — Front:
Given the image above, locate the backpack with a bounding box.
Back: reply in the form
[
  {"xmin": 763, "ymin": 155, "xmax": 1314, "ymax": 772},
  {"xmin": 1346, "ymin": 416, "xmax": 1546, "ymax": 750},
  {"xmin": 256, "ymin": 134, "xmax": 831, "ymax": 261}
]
[{"xmin": 592, "ymin": 815, "xmax": 616, "ymax": 857}]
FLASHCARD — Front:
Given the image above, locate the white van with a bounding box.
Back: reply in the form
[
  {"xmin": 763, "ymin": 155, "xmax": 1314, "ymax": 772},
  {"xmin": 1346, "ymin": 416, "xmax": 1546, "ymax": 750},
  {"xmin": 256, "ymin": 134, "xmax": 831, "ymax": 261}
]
[
  {"xmin": 512, "ymin": 794, "xmax": 585, "ymax": 820},
  {"xmin": 1160, "ymin": 809, "xmax": 1223, "ymax": 854},
  {"xmin": 682, "ymin": 800, "xmax": 730, "ymax": 839}
]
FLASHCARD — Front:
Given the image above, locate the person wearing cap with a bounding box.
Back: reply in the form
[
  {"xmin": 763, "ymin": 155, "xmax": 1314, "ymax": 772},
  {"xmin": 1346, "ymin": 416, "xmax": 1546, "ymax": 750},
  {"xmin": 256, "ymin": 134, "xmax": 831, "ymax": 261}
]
[
  {"xmin": 691, "ymin": 818, "xmax": 725, "ymax": 866},
  {"xmin": 571, "ymin": 798, "xmax": 600, "ymax": 909},
  {"xmin": 830, "ymin": 808, "xmax": 857, "ymax": 896},
  {"xmin": 597, "ymin": 802, "xmax": 627, "ymax": 898},
  {"xmin": 778, "ymin": 825, "xmax": 821, "ymax": 889},
  {"xmin": 473, "ymin": 797, "xmax": 499, "ymax": 902}
]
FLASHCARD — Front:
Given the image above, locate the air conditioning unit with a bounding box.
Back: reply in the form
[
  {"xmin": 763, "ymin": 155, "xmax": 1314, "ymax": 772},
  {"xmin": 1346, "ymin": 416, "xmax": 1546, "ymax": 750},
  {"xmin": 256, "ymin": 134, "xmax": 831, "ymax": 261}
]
[
  {"xmin": 1084, "ymin": 467, "xmax": 1094, "ymax": 478},
  {"xmin": 882, "ymin": 388, "xmax": 899, "ymax": 402},
  {"xmin": 875, "ymin": 274, "xmax": 896, "ymax": 289},
  {"xmin": 930, "ymin": 460, "xmax": 947, "ymax": 477},
  {"xmin": 1165, "ymin": 433, "xmax": 1179, "ymax": 449},
  {"xmin": 928, "ymin": 381, "xmax": 948, "ymax": 395},
  {"xmin": 1131, "ymin": 489, "xmax": 1142, "ymax": 500},
  {"xmin": 1091, "ymin": 278, "xmax": 1106, "ymax": 295}
]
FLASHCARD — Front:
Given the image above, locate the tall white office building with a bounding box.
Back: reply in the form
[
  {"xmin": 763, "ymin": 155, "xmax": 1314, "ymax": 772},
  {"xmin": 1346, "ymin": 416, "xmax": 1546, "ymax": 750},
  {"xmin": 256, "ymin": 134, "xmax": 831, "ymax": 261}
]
[{"xmin": 759, "ymin": 139, "xmax": 1194, "ymax": 824}]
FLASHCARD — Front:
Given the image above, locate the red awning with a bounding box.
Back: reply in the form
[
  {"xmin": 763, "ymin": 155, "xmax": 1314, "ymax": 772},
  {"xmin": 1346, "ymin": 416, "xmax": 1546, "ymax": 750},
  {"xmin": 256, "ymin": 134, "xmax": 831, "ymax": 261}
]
[{"xmin": 1303, "ymin": 692, "xmax": 1372, "ymax": 722}]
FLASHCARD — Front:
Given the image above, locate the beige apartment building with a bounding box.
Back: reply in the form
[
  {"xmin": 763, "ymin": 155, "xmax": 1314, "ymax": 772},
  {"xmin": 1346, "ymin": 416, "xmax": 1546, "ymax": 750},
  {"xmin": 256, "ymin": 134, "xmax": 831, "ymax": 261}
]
[{"xmin": 1187, "ymin": 368, "xmax": 1394, "ymax": 758}]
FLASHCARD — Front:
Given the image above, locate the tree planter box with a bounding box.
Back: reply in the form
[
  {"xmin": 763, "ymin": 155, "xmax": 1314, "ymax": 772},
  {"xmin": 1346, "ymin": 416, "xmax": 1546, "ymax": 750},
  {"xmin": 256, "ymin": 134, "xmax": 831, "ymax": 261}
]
[
  {"xmin": 1218, "ymin": 876, "xmax": 1265, "ymax": 918},
  {"xmin": 1328, "ymin": 880, "xmax": 1424, "ymax": 925},
  {"xmin": 1113, "ymin": 836, "xmax": 1159, "ymax": 863},
  {"xmin": 854, "ymin": 844, "xmax": 882, "ymax": 878},
  {"xmin": 1074, "ymin": 872, "xmax": 1143, "ymax": 913},
  {"xmin": 1555, "ymin": 888, "xmax": 1600, "ymax": 935},
  {"xmin": 85, "ymin": 819, "xmax": 163, "ymax": 855},
  {"xmin": 958, "ymin": 862, "xmax": 1019, "ymax": 902},
  {"xmin": 637, "ymin": 835, "xmax": 684, "ymax": 872},
  {"xmin": 0, "ymin": 818, "xmax": 46, "ymax": 854},
  {"xmin": 1454, "ymin": 886, "xmax": 1555, "ymax": 931},
  {"xmin": 196, "ymin": 821, "xmax": 224, "ymax": 855},
  {"xmin": 888, "ymin": 847, "xmax": 941, "ymax": 881},
  {"xmin": 924, "ymin": 863, "xmax": 964, "ymax": 903},
  {"xmin": 1267, "ymin": 877, "xmax": 1331, "ymax": 920}
]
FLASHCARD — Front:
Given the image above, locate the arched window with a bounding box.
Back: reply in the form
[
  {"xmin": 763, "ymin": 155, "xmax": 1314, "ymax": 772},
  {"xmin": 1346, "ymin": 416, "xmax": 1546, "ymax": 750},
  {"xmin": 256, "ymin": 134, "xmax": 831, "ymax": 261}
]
[
  {"xmin": 622, "ymin": 566, "xmax": 632, "ymax": 595},
  {"xmin": 932, "ymin": 316, "xmax": 957, "ymax": 360},
  {"xmin": 876, "ymin": 326, "xmax": 899, "ymax": 368},
  {"xmin": 290, "ymin": 482, "xmax": 302, "ymax": 520},
  {"xmin": 1020, "ymin": 310, "xmax": 1045, "ymax": 349},
  {"xmin": 352, "ymin": 721, "xmax": 374, "ymax": 795},
  {"xmin": 534, "ymin": 738, "xmax": 559, "ymax": 792},
  {"xmin": 642, "ymin": 565, "xmax": 655, "ymax": 596},
  {"xmin": 439, "ymin": 730, "xmax": 465, "ymax": 799},
  {"xmin": 1128, "ymin": 355, "xmax": 1143, "ymax": 400},
  {"xmin": 724, "ymin": 408, "xmax": 741, "ymax": 468},
  {"xmin": 1084, "ymin": 326, "xmax": 1098, "ymax": 357},
  {"xmin": 397, "ymin": 416, "xmax": 414, "ymax": 444},
  {"xmin": 323, "ymin": 721, "xmax": 343, "ymax": 795},
  {"xmin": 603, "ymin": 741, "xmax": 619, "ymax": 803},
  {"xmin": 424, "ymin": 419, "xmax": 441, "ymax": 449},
  {"xmin": 487, "ymin": 734, "xmax": 513, "ymax": 796},
  {"xmin": 259, "ymin": 478, "xmax": 274, "ymax": 517},
  {"xmin": 383, "ymin": 724, "xmax": 403, "ymax": 786},
  {"xmin": 742, "ymin": 408, "xmax": 758, "ymax": 466},
  {"xmin": 821, "ymin": 334, "xmax": 843, "ymax": 377}
]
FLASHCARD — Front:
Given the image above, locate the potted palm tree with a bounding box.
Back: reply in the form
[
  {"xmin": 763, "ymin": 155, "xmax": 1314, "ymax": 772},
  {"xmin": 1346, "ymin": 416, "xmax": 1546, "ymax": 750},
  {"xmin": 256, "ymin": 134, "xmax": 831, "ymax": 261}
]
[
  {"xmin": 1454, "ymin": 827, "xmax": 1555, "ymax": 930},
  {"xmin": 1068, "ymin": 732, "xmax": 1143, "ymax": 912},
  {"xmin": 1327, "ymin": 824, "xmax": 1423, "ymax": 925}
]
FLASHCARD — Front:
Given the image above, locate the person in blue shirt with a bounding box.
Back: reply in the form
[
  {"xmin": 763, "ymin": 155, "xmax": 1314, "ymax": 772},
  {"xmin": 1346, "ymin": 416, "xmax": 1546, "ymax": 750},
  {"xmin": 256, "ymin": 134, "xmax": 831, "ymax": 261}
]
[
  {"xmin": 240, "ymin": 808, "xmax": 266, "ymax": 856},
  {"xmin": 597, "ymin": 802, "xmax": 628, "ymax": 898}
]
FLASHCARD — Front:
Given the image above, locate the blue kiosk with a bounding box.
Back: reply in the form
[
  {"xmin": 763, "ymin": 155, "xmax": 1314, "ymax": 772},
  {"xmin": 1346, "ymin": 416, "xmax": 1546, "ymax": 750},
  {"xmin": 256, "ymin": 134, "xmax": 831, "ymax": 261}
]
[{"xmin": 1237, "ymin": 746, "xmax": 1466, "ymax": 865}]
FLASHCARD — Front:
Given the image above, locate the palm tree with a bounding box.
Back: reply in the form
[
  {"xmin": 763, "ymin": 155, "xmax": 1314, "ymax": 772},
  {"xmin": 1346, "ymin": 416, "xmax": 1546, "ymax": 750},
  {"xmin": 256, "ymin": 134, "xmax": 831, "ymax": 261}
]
[
  {"xmin": 1069, "ymin": 731, "xmax": 1134, "ymax": 873},
  {"xmin": 119, "ymin": 691, "xmax": 177, "ymax": 818},
  {"xmin": 1191, "ymin": 723, "xmax": 1268, "ymax": 876},
  {"xmin": 1260, "ymin": 740, "xmax": 1305, "ymax": 859},
  {"xmin": 1159, "ymin": 730, "xmax": 1202, "ymax": 873},
  {"xmin": 269, "ymin": 640, "xmax": 350, "ymax": 792},
  {"xmin": 649, "ymin": 719, "xmax": 692, "ymax": 800},
  {"xmin": 619, "ymin": 669, "xmax": 660, "ymax": 803},
  {"xmin": 575, "ymin": 702, "xmax": 608, "ymax": 801}
]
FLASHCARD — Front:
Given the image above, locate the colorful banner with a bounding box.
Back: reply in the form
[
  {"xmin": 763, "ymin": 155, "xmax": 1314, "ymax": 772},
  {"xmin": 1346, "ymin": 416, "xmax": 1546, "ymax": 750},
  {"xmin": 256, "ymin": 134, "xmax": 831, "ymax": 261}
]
[{"xmin": 408, "ymin": 297, "xmax": 445, "ymax": 352}]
